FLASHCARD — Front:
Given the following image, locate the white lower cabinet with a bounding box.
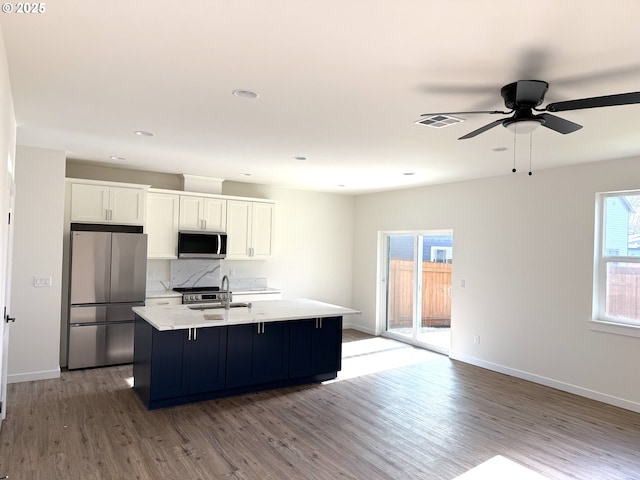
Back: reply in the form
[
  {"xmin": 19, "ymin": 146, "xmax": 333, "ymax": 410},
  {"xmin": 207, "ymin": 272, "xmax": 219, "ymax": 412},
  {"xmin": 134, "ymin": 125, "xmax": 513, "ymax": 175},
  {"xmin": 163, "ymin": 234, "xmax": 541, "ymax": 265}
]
[
  {"xmin": 226, "ymin": 200, "xmax": 275, "ymax": 260},
  {"xmin": 145, "ymin": 296, "xmax": 182, "ymax": 306},
  {"xmin": 146, "ymin": 192, "xmax": 179, "ymax": 258}
]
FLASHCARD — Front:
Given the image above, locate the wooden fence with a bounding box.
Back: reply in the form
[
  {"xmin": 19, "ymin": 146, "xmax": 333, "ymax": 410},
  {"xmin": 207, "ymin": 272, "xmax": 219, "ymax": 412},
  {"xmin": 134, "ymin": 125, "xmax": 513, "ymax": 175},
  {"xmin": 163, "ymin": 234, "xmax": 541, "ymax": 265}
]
[
  {"xmin": 606, "ymin": 263, "xmax": 640, "ymax": 320},
  {"xmin": 387, "ymin": 260, "xmax": 452, "ymax": 328}
]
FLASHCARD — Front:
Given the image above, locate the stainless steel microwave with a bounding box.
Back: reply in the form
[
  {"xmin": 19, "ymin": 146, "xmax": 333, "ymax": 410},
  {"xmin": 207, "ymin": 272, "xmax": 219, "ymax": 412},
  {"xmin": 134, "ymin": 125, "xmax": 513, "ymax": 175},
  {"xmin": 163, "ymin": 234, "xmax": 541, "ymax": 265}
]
[{"xmin": 177, "ymin": 231, "xmax": 227, "ymax": 259}]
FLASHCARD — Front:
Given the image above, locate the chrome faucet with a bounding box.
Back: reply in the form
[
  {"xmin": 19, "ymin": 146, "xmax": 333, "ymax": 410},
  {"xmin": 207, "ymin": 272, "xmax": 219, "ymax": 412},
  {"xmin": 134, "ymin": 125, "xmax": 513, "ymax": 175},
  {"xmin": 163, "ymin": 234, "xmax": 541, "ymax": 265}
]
[{"xmin": 220, "ymin": 275, "xmax": 232, "ymax": 309}]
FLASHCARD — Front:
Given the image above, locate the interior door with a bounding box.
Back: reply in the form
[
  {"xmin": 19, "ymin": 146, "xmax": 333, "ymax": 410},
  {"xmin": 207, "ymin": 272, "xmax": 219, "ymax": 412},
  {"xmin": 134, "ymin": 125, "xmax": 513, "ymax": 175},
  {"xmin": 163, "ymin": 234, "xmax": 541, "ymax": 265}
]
[{"xmin": 1, "ymin": 171, "xmax": 16, "ymax": 423}]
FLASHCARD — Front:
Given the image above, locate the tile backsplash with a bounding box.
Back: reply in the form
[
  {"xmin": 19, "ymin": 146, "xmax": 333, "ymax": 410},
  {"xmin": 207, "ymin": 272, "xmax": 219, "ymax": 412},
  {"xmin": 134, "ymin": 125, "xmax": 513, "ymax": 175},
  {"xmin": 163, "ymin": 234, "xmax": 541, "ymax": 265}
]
[
  {"xmin": 170, "ymin": 259, "xmax": 221, "ymax": 289},
  {"xmin": 146, "ymin": 259, "xmax": 269, "ymax": 292}
]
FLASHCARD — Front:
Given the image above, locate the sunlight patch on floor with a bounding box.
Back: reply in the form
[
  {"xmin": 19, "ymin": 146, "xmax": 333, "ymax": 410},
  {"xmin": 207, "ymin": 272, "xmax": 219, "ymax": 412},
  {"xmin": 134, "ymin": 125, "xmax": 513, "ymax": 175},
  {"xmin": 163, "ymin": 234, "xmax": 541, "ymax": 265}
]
[
  {"xmin": 325, "ymin": 337, "xmax": 441, "ymax": 383},
  {"xmin": 454, "ymin": 455, "xmax": 549, "ymax": 480}
]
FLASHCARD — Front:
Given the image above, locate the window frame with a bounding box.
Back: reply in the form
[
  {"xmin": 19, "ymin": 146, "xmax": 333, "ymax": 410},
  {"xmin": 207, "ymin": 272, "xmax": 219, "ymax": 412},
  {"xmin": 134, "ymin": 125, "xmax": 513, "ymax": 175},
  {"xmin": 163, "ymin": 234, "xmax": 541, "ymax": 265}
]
[{"xmin": 592, "ymin": 191, "xmax": 640, "ymax": 337}]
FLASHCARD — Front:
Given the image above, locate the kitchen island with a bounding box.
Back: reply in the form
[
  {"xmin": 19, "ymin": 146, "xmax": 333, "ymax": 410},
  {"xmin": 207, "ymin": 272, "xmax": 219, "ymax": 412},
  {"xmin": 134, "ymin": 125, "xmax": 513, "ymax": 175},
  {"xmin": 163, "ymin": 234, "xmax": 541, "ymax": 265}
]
[{"xmin": 132, "ymin": 299, "xmax": 359, "ymax": 409}]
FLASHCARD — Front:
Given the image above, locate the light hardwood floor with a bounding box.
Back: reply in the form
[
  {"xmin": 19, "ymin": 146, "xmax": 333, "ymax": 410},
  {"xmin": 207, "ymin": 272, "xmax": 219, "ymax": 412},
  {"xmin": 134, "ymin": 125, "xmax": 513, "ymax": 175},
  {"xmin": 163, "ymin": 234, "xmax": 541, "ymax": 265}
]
[{"xmin": 1, "ymin": 330, "xmax": 639, "ymax": 479}]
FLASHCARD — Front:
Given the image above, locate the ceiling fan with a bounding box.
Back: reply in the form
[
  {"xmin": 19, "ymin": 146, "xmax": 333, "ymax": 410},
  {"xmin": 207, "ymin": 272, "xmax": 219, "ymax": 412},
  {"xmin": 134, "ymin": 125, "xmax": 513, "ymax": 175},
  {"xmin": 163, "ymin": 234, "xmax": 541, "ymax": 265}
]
[{"xmin": 418, "ymin": 80, "xmax": 640, "ymax": 140}]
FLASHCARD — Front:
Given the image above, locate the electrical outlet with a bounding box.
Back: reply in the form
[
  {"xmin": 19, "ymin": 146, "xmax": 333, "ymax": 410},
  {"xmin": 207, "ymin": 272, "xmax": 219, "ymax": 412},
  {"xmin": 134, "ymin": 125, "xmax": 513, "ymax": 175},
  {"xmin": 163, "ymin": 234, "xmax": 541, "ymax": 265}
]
[
  {"xmin": 34, "ymin": 276, "xmax": 52, "ymax": 287},
  {"xmin": 473, "ymin": 335, "xmax": 480, "ymax": 344}
]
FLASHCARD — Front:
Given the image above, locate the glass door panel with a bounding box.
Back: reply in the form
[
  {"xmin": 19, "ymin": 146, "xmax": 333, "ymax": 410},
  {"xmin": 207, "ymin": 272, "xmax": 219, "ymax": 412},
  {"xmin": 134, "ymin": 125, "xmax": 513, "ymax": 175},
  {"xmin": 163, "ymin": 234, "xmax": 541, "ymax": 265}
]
[
  {"xmin": 386, "ymin": 235, "xmax": 415, "ymax": 339},
  {"xmin": 416, "ymin": 234, "xmax": 452, "ymax": 351}
]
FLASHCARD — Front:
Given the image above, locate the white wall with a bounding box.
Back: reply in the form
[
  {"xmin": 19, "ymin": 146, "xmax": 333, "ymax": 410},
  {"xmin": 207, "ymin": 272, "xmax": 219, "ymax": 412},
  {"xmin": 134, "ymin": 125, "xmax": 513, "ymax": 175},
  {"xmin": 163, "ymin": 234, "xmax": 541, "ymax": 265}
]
[
  {"xmin": 9, "ymin": 146, "xmax": 66, "ymax": 382},
  {"xmin": 222, "ymin": 182, "xmax": 355, "ymax": 307},
  {"xmin": 353, "ymin": 156, "xmax": 640, "ymax": 412}
]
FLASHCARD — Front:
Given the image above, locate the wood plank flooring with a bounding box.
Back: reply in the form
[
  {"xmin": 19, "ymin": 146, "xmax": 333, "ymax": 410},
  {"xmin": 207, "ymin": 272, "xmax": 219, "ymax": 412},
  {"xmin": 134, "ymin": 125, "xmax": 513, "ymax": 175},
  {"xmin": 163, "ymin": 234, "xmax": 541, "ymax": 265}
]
[{"xmin": 1, "ymin": 330, "xmax": 639, "ymax": 479}]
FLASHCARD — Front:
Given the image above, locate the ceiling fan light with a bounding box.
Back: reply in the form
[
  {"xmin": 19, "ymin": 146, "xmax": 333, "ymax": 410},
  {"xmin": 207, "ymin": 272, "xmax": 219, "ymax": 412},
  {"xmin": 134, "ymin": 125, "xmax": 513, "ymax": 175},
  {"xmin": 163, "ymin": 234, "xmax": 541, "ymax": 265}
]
[{"xmin": 504, "ymin": 119, "xmax": 543, "ymax": 134}]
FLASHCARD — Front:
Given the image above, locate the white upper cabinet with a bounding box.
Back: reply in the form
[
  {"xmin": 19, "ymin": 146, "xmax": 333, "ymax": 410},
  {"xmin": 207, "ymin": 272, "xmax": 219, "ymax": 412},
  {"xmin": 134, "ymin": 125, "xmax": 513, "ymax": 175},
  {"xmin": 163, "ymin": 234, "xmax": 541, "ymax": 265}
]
[
  {"xmin": 146, "ymin": 192, "xmax": 179, "ymax": 259},
  {"xmin": 226, "ymin": 200, "xmax": 275, "ymax": 260},
  {"xmin": 70, "ymin": 183, "xmax": 146, "ymax": 225},
  {"xmin": 179, "ymin": 195, "xmax": 226, "ymax": 232}
]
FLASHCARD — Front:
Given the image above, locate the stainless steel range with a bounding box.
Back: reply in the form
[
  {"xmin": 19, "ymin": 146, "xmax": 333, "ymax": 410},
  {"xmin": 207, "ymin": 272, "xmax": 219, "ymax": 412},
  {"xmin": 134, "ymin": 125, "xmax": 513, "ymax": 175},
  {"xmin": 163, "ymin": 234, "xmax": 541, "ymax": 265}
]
[{"xmin": 173, "ymin": 286, "xmax": 222, "ymax": 305}]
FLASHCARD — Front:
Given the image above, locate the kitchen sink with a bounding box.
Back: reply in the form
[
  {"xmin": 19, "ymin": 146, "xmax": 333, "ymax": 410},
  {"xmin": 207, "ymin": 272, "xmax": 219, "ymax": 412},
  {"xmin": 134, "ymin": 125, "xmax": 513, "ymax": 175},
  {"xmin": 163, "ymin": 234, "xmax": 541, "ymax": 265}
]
[{"xmin": 188, "ymin": 302, "xmax": 251, "ymax": 311}]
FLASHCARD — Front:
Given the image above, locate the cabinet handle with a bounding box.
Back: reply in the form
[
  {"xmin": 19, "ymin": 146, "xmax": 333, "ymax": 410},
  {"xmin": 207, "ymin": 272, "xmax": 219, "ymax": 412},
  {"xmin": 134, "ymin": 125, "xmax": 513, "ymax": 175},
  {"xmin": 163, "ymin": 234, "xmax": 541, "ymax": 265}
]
[
  {"xmin": 105, "ymin": 209, "xmax": 109, "ymax": 221},
  {"xmin": 257, "ymin": 323, "xmax": 260, "ymax": 334},
  {"xmin": 193, "ymin": 328, "xmax": 197, "ymax": 341},
  {"xmin": 203, "ymin": 220, "xmax": 207, "ymax": 230},
  {"xmin": 188, "ymin": 328, "xmax": 192, "ymax": 341}
]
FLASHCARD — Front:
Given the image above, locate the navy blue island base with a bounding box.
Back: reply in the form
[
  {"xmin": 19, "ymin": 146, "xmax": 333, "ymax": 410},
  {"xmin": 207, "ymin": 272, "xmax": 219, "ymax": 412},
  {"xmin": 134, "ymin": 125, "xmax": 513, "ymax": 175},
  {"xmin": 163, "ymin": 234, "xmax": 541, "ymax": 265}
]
[{"xmin": 133, "ymin": 314, "xmax": 343, "ymax": 409}]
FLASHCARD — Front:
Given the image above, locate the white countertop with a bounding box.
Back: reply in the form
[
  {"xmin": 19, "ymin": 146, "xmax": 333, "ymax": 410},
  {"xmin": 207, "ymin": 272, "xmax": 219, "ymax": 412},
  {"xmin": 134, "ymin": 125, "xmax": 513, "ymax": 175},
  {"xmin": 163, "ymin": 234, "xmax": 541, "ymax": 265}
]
[{"xmin": 133, "ymin": 298, "xmax": 359, "ymax": 331}]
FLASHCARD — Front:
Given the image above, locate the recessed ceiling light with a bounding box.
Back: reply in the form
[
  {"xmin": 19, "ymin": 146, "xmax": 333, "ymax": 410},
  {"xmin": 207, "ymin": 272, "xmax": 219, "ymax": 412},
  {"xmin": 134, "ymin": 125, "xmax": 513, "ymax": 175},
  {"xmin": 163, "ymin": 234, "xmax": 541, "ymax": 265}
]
[
  {"xmin": 232, "ymin": 89, "xmax": 259, "ymax": 99},
  {"xmin": 109, "ymin": 156, "xmax": 125, "ymax": 161},
  {"xmin": 134, "ymin": 130, "xmax": 154, "ymax": 137},
  {"xmin": 294, "ymin": 156, "xmax": 307, "ymax": 161},
  {"xmin": 239, "ymin": 173, "xmax": 252, "ymax": 176},
  {"xmin": 493, "ymin": 147, "xmax": 508, "ymax": 152},
  {"xmin": 403, "ymin": 172, "xmax": 416, "ymax": 176}
]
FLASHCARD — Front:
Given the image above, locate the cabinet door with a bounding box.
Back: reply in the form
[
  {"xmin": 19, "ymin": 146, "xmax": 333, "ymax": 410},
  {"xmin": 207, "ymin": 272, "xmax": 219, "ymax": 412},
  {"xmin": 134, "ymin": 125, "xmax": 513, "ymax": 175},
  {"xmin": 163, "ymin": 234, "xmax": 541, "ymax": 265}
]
[
  {"xmin": 226, "ymin": 322, "xmax": 289, "ymax": 388},
  {"xmin": 311, "ymin": 317, "xmax": 342, "ymax": 375},
  {"xmin": 150, "ymin": 329, "xmax": 190, "ymax": 400},
  {"xmin": 189, "ymin": 327, "xmax": 227, "ymax": 394},
  {"xmin": 251, "ymin": 203, "xmax": 275, "ymax": 258},
  {"xmin": 70, "ymin": 183, "xmax": 110, "ymax": 222},
  {"xmin": 179, "ymin": 195, "xmax": 203, "ymax": 230},
  {"xmin": 202, "ymin": 197, "xmax": 227, "ymax": 232},
  {"xmin": 289, "ymin": 317, "xmax": 342, "ymax": 378},
  {"xmin": 289, "ymin": 319, "xmax": 315, "ymax": 378},
  {"xmin": 110, "ymin": 187, "xmax": 145, "ymax": 224},
  {"xmin": 226, "ymin": 200, "xmax": 251, "ymax": 259},
  {"xmin": 253, "ymin": 322, "xmax": 289, "ymax": 384},
  {"xmin": 225, "ymin": 323, "xmax": 255, "ymax": 388},
  {"xmin": 146, "ymin": 192, "xmax": 179, "ymax": 258}
]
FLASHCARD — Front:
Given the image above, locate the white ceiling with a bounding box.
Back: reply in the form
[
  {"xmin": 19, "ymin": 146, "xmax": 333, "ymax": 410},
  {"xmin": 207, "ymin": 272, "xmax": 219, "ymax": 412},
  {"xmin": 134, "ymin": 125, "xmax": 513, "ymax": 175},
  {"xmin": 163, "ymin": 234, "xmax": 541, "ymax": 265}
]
[{"xmin": 2, "ymin": 0, "xmax": 640, "ymax": 194}]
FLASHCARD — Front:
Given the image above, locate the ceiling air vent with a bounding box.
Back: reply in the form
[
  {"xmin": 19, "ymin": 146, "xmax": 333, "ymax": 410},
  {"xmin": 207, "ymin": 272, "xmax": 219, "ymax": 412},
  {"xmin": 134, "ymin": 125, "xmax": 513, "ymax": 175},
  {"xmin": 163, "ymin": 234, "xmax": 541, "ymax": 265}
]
[{"xmin": 415, "ymin": 114, "xmax": 463, "ymax": 128}]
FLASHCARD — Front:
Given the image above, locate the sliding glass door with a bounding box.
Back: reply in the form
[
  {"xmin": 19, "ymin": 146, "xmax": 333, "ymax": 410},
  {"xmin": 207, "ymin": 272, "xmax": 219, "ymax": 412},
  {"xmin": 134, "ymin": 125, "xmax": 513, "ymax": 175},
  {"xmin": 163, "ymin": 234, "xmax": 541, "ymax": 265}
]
[{"xmin": 384, "ymin": 231, "xmax": 452, "ymax": 354}]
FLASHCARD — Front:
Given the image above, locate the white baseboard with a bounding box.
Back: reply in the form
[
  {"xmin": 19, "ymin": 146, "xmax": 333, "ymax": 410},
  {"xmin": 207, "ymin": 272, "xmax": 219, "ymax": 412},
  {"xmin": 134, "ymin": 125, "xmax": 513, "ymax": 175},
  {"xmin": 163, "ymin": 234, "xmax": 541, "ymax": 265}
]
[
  {"xmin": 342, "ymin": 322, "xmax": 376, "ymax": 336},
  {"xmin": 8, "ymin": 368, "xmax": 61, "ymax": 384},
  {"xmin": 449, "ymin": 351, "xmax": 640, "ymax": 414}
]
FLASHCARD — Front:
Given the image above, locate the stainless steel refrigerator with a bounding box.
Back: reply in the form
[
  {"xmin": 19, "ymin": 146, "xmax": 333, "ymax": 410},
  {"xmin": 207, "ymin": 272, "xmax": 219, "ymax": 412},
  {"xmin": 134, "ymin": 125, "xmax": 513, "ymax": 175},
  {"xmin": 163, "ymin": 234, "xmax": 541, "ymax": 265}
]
[{"xmin": 68, "ymin": 224, "xmax": 147, "ymax": 369}]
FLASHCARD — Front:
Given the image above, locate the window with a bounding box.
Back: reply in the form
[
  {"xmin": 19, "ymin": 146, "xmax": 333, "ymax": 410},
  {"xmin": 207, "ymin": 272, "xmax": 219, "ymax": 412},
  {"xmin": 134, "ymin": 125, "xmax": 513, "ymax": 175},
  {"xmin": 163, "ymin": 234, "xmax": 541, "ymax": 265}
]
[{"xmin": 594, "ymin": 191, "xmax": 640, "ymax": 330}]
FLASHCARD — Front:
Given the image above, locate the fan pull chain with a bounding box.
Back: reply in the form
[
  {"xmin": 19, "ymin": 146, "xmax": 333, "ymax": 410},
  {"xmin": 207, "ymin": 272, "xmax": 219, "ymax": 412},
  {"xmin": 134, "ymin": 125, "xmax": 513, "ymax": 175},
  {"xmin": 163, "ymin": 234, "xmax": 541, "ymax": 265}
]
[
  {"xmin": 512, "ymin": 127, "xmax": 517, "ymax": 173},
  {"xmin": 528, "ymin": 132, "xmax": 533, "ymax": 176}
]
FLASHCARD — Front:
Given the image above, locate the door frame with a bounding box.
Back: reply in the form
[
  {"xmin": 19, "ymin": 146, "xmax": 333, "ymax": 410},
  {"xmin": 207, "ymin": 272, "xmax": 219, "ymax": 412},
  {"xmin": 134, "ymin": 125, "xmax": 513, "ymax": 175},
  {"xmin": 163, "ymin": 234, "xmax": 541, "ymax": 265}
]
[{"xmin": 377, "ymin": 229, "xmax": 453, "ymax": 355}]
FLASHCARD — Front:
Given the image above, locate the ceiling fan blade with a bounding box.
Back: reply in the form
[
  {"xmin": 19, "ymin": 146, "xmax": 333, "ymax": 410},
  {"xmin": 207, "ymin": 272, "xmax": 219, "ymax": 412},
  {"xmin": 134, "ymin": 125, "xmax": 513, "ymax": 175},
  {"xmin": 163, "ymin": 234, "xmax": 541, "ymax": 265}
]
[
  {"xmin": 420, "ymin": 110, "xmax": 510, "ymax": 117},
  {"xmin": 515, "ymin": 80, "xmax": 549, "ymax": 105},
  {"xmin": 458, "ymin": 119, "xmax": 505, "ymax": 140},
  {"xmin": 537, "ymin": 113, "xmax": 583, "ymax": 134},
  {"xmin": 545, "ymin": 92, "xmax": 640, "ymax": 112}
]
